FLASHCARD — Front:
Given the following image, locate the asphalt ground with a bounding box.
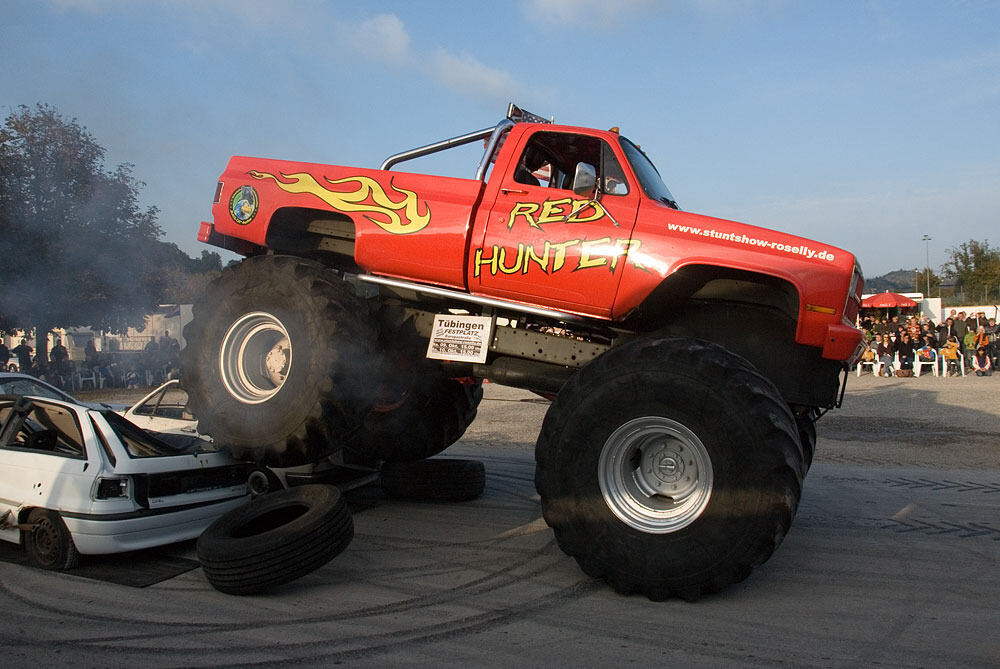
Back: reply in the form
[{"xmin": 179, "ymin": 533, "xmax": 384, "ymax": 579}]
[{"xmin": 2, "ymin": 373, "xmax": 998, "ymax": 668}]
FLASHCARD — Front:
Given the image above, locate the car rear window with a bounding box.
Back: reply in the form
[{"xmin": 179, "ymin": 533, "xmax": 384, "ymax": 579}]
[{"xmin": 100, "ymin": 410, "xmax": 204, "ymax": 458}]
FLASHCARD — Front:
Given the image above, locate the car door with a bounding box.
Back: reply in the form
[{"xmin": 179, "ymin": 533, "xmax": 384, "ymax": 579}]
[
  {"xmin": 0, "ymin": 399, "xmax": 95, "ymax": 541},
  {"xmin": 473, "ymin": 129, "xmax": 641, "ymax": 318},
  {"xmin": 124, "ymin": 380, "xmax": 200, "ymax": 436}
]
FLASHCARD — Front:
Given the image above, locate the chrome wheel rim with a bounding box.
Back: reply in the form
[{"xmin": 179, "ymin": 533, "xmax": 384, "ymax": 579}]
[
  {"xmin": 598, "ymin": 416, "xmax": 713, "ymax": 533},
  {"xmin": 219, "ymin": 312, "xmax": 291, "ymax": 404}
]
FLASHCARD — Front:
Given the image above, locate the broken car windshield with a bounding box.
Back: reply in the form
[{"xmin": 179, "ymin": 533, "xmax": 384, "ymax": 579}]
[{"xmin": 100, "ymin": 409, "xmax": 205, "ymax": 458}]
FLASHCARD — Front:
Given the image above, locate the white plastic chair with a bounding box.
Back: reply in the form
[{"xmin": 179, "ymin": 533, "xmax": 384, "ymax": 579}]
[
  {"xmin": 75, "ymin": 368, "xmax": 97, "ymax": 390},
  {"xmin": 939, "ymin": 353, "xmax": 965, "ymax": 377},
  {"xmin": 915, "ymin": 353, "xmax": 938, "ymax": 377},
  {"xmin": 856, "ymin": 358, "xmax": 880, "ymax": 376}
]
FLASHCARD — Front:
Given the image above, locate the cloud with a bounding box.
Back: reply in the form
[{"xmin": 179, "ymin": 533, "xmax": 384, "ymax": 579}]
[
  {"xmin": 340, "ymin": 13, "xmax": 411, "ymax": 63},
  {"xmin": 38, "ymin": 2, "xmax": 527, "ymax": 109},
  {"xmin": 425, "ymin": 50, "xmax": 523, "ymax": 102},
  {"xmin": 520, "ymin": 0, "xmax": 656, "ymax": 25}
]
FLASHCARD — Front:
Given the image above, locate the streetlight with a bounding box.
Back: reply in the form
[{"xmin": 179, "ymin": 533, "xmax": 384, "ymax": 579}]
[{"xmin": 921, "ymin": 234, "xmax": 931, "ymax": 297}]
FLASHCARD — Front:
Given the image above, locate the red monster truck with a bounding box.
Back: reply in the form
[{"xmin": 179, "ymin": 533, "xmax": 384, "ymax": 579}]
[{"xmin": 184, "ymin": 104, "xmax": 865, "ymax": 600}]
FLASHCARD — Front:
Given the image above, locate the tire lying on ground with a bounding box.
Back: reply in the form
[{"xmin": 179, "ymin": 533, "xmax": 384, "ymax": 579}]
[
  {"xmin": 380, "ymin": 458, "xmax": 486, "ymax": 502},
  {"xmin": 535, "ymin": 336, "xmax": 804, "ymax": 601},
  {"xmin": 197, "ymin": 484, "xmax": 353, "ymax": 595},
  {"xmin": 181, "ymin": 255, "xmax": 376, "ymax": 467}
]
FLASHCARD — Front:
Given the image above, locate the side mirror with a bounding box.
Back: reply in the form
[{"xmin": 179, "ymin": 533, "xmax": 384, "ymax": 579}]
[{"xmin": 572, "ymin": 162, "xmax": 597, "ymax": 196}]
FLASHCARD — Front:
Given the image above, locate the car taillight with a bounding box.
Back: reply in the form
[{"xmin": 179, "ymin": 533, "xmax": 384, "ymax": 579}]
[{"xmin": 96, "ymin": 477, "xmax": 130, "ymax": 499}]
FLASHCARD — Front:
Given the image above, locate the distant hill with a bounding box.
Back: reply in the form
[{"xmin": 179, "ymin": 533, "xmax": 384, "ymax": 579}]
[{"xmin": 865, "ymin": 269, "xmax": 917, "ymax": 293}]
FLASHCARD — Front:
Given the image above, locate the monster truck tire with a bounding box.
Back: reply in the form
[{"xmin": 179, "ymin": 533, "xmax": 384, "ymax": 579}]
[
  {"xmin": 794, "ymin": 409, "xmax": 819, "ymax": 472},
  {"xmin": 197, "ymin": 484, "xmax": 353, "ymax": 595},
  {"xmin": 181, "ymin": 255, "xmax": 374, "ymax": 466},
  {"xmin": 380, "ymin": 458, "xmax": 486, "ymax": 502},
  {"xmin": 354, "ymin": 325, "xmax": 483, "ymax": 462},
  {"xmin": 535, "ymin": 336, "xmax": 803, "ymax": 601}
]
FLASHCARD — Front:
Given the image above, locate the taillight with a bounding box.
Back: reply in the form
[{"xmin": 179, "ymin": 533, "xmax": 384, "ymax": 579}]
[{"xmin": 96, "ymin": 477, "xmax": 130, "ymax": 499}]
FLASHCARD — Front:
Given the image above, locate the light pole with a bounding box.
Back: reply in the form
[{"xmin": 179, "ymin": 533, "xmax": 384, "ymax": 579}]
[{"xmin": 921, "ymin": 234, "xmax": 931, "ymax": 296}]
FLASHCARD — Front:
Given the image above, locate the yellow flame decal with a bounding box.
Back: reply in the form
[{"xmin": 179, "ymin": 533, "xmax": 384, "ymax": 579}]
[{"xmin": 250, "ymin": 170, "xmax": 431, "ymax": 235}]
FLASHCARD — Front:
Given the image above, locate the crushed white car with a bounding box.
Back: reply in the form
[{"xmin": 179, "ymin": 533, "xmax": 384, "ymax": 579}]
[
  {"xmin": 0, "ymin": 393, "xmax": 253, "ymax": 569},
  {"xmin": 124, "ymin": 381, "xmax": 380, "ymax": 493}
]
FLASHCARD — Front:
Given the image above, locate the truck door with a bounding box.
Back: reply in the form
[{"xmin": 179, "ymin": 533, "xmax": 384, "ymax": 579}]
[{"xmin": 473, "ymin": 129, "xmax": 641, "ymax": 318}]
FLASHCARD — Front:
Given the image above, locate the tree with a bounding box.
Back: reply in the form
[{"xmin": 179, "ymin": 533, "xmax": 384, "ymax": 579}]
[
  {"xmin": 913, "ymin": 268, "xmax": 941, "ymax": 296},
  {"xmin": 0, "ymin": 103, "xmax": 164, "ymax": 364},
  {"xmin": 941, "ymin": 240, "xmax": 1000, "ymax": 303}
]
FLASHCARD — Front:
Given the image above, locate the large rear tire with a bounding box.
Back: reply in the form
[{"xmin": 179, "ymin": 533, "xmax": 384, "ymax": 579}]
[
  {"xmin": 355, "ymin": 363, "xmax": 482, "ymax": 463},
  {"xmin": 535, "ymin": 336, "xmax": 803, "ymax": 601},
  {"xmin": 351, "ymin": 316, "xmax": 482, "ymax": 463},
  {"xmin": 181, "ymin": 256, "xmax": 375, "ymax": 466}
]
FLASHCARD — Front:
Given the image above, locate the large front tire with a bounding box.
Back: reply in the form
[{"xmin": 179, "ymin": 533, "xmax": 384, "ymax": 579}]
[
  {"xmin": 535, "ymin": 336, "xmax": 803, "ymax": 601},
  {"xmin": 181, "ymin": 256, "xmax": 374, "ymax": 466}
]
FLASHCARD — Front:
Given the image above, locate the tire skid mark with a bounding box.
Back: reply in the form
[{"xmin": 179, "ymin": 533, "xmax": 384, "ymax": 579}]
[
  {"xmin": 203, "ymin": 580, "xmax": 600, "ymax": 668},
  {"xmin": 883, "ymin": 477, "xmax": 1000, "ymax": 494},
  {"xmin": 0, "ymin": 536, "xmax": 574, "ymax": 651},
  {"xmin": 883, "ymin": 518, "xmax": 1000, "ymax": 539}
]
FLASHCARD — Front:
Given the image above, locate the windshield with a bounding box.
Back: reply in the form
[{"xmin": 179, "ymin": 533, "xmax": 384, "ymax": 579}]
[
  {"xmin": 100, "ymin": 409, "xmax": 206, "ymax": 457},
  {"xmin": 620, "ymin": 137, "xmax": 678, "ymax": 209},
  {"xmin": 0, "ymin": 376, "xmax": 75, "ymax": 402}
]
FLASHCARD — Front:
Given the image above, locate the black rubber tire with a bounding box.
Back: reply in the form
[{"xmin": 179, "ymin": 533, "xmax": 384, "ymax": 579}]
[
  {"xmin": 353, "ymin": 316, "xmax": 482, "ymax": 463},
  {"xmin": 181, "ymin": 255, "xmax": 375, "ymax": 466},
  {"xmin": 23, "ymin": 509, "xmax": 80, "ymax": 570},
  {"xmin": 794, "ymin": 408, "xmax": 818, "ymax": 472},
  {"xmin": 197, "ymin": 484, "xmax": 353, "ymax": 595},
  {"xmin": 535, "ymin": 336, "xmax": 803, "ymax": 601},
  {"xmin": 380, "ymin": 458, "xmax": 486, "ymax": 502}
]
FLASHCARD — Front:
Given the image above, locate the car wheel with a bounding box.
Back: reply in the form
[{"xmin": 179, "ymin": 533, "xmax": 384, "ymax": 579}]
[
  {"xmin": 23, "ymin": 509, "xmax": 80, "ymax": 570},
  {"xmin": 197, "ymin": 484, "xmax": 353, "ymax": 595}
]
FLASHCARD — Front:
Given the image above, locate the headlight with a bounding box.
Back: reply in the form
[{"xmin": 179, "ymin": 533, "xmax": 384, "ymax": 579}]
[{"xmin": 96, "ymin": 477, "xmax": 130, "ymax": 499}]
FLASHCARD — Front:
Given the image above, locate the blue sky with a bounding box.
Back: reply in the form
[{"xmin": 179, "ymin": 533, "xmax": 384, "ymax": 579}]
[{"xmin": 3, "ymin": 0, "xmax": 998, "ymax": 279}]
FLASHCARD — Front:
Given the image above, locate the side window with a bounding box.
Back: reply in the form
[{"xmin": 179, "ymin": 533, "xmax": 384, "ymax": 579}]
[
  {"xmin": 0, "ymin": 401, "xmax": 86, "ymax": 458},
  {"xmin": 513, "ymin": 145, "xmax": 554, "ymax": 187},
  {"xmin": 512, "ymin": 131, "xmax": 627, "ymax": 195},
  {"xmin": 601, "ymin": 142, "xmax": 629, "ymax": 196}
]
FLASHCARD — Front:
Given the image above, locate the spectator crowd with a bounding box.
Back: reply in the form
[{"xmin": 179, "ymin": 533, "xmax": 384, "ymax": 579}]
[
  {"xmin": 0, "ymin": 331, "xmax": 182, "ymax": 391},
  {"xmin": 859, "ymin": 309, "xmax": 996, "ymax": 377}
]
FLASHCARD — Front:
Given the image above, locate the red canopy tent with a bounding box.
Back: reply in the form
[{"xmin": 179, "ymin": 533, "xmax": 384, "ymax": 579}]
[{"xmin": 861, "ymin": 292, "xmax": 918, "ymax": 309}]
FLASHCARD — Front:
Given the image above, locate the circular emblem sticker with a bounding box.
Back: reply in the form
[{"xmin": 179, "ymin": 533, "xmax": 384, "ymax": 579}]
[{"xmin": 229, "ymin": 185, "xmax": 259, "ymax": 225}]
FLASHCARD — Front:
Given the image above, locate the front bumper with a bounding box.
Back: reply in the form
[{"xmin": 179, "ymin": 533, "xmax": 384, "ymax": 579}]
[{"xmin": 822, "ymin": 322, "xmax": 866, "ymax": 364}]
